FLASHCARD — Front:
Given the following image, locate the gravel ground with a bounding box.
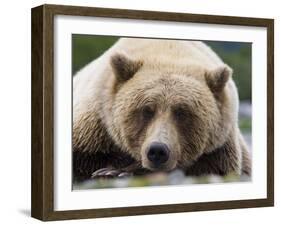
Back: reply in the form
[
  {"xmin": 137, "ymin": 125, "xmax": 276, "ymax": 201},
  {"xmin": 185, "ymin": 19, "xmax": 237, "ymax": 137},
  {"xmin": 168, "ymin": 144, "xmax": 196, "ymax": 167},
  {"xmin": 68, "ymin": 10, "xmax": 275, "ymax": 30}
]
[{"xmin": 73, "ymin": 171, "xmax": 250, "ymax": 190}]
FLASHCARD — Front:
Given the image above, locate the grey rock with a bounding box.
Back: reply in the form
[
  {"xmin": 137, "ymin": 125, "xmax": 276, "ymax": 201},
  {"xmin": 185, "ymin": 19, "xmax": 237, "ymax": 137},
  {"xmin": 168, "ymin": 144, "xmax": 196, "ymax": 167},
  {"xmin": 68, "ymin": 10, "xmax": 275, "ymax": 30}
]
[{"xmin": 239, "ymin": 101, "xmax": 252, "ymax": 118}]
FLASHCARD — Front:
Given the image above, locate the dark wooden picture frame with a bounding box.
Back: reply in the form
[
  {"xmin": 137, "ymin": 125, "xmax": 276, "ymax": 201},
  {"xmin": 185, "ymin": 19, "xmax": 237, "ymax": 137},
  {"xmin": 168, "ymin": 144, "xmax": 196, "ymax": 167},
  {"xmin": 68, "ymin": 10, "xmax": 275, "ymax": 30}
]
[{"xmin": 31, "ymin": 4, "xmax": 274, "ymax": 221}]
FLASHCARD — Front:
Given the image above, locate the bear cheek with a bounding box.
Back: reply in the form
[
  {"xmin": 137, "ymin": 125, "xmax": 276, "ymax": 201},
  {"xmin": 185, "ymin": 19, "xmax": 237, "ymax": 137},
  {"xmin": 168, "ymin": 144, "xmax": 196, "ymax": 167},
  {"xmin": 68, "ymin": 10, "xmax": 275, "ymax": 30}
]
[
  {"xmin": 121, "ymin": 113, "xmax": 148, "ymax": 158},
  {"xmin": 177, "ymin": 117, "xmax": 208, "ymax": 164}
]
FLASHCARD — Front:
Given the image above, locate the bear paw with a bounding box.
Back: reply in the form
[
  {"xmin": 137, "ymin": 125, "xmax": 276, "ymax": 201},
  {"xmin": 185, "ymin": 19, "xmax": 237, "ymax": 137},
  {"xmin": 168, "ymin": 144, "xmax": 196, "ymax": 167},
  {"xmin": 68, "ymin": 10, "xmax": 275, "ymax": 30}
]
[{"xmin": 91, "ymin": 168, "xmax": 133, "ymax": 179}]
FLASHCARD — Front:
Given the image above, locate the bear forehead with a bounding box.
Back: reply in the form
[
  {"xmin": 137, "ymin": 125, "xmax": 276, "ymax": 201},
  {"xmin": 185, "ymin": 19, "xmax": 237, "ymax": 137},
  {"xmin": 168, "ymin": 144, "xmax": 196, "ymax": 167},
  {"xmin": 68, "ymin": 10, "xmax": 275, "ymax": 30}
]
[
  {"xmin": 117, "ymin": 74, "xmax": 214, "ymax": 108},
  {"xmin": 125, "ymin": 73, "xmax": 207, "ymax": 93}
]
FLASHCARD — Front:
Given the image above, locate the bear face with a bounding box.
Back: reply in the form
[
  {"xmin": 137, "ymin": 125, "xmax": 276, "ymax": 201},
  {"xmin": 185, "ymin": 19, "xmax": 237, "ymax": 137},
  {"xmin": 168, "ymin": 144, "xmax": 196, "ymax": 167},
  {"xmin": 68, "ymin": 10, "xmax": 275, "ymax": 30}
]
[{"xmin": 108, "ymin": 53, "xmax": 235, "ymax": 172}]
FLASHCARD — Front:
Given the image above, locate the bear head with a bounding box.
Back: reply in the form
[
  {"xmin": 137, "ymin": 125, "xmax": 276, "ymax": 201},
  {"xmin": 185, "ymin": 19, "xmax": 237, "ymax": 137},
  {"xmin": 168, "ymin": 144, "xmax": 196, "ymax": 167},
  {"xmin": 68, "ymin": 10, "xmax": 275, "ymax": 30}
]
[{"xmin": 107, "ymin": 52, "xmax": 237, "ymax": 171}]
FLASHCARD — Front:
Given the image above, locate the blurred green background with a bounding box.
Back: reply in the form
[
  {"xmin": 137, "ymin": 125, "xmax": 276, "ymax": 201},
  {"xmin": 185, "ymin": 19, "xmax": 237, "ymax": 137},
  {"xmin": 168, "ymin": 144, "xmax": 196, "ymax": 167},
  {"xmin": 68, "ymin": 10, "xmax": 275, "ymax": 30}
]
[{"xmin": 72, "ymin": 35, "xmax": 252, "ymax": 189}]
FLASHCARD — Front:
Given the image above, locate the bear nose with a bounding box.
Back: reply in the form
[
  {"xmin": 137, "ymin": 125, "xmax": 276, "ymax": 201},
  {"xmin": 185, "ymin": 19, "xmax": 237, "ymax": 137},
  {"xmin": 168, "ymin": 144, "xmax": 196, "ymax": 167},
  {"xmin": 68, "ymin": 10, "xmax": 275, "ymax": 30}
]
[{"xmin": 147, "ymin": 142, "xmax": 170, "ymax": 166}]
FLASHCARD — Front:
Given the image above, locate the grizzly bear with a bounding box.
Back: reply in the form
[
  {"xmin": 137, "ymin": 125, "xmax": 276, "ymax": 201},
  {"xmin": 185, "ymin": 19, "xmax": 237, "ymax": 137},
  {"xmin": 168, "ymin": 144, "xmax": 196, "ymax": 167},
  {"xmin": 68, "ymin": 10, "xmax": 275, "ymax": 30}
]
[{"xmin": 73, "ymin": 38, "xmax": 251, "ymax": 181}]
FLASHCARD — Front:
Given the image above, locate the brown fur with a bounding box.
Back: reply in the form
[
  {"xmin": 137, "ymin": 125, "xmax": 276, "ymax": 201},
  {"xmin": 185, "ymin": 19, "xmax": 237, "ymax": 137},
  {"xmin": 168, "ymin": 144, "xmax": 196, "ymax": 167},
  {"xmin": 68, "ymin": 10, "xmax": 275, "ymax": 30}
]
[{"xmin": 73, "ymin": 38, "xmax": 251, "ymax": 181}]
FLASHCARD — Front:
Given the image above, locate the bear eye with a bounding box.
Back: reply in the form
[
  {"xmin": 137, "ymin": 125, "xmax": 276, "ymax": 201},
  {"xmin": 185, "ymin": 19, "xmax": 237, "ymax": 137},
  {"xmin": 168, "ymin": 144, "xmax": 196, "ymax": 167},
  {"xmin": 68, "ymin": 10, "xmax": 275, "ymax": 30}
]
[
  {"xmin": 173, "ymin": 107, "xmax": 187, "ymax": 121},
  {"xmin": 142, "ymin": 105, "xmax": 155, "ymax": 120}
]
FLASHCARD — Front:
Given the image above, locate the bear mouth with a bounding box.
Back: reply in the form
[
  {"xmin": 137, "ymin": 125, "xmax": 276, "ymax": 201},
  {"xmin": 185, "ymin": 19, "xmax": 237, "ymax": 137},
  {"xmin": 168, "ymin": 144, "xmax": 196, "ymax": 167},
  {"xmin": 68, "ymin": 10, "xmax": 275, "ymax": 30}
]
[{"xmin": 142, "ymin": 159, "xmax": 177, "ymax": 172}]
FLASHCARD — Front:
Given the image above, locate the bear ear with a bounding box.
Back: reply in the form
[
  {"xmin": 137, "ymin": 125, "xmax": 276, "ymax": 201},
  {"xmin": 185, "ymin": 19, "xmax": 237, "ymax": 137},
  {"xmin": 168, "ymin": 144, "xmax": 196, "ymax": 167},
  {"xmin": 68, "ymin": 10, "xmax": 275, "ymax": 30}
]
[
  {"xmin": 110, "ymin": 53, "xmax": 143, "ymax": 82},
  {"xmin": 205, "ymin": 65, "xmax": 233, "ymax": 93}
]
